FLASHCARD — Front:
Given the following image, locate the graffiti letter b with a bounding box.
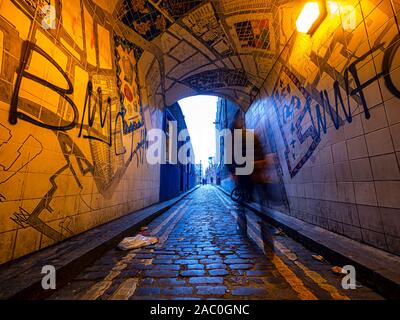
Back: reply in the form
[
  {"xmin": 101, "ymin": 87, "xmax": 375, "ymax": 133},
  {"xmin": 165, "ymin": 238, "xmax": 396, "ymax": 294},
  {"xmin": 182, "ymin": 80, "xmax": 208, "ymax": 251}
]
[{"xmin": 9, "ymin": 41, "xmax": 78, "ymax": 131}]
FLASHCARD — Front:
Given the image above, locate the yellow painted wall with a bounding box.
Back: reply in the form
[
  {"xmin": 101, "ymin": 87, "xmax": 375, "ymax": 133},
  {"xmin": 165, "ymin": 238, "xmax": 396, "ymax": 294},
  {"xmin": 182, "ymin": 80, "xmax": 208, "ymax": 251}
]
[{"xmin": 0, "ymin": 0, "xmax": 163, "ymax": 264}]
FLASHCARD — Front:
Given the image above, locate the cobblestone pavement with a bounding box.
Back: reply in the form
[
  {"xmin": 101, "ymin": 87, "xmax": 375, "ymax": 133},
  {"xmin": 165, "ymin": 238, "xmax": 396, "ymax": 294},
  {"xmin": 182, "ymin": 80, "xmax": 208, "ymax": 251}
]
[{"xmin": 50, "ymin": 186, "xmax": 383, "ymax": 300}]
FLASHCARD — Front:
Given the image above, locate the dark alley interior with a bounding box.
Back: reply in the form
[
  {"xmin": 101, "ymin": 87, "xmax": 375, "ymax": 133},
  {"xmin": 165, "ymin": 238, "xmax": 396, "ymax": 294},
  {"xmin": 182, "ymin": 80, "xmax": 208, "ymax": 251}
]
[{"xmin": 0, "ymin": 0, "xmax": 399, "ymax": 304}]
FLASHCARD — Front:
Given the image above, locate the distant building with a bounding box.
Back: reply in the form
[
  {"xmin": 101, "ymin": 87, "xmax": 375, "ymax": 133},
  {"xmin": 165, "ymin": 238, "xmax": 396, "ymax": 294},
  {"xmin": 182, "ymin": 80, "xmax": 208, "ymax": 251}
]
[
  {"xmin": 205, "ymin": 156, "xmax": 217, "ymax": 184},
  {"xmin": 215, "ymin": 98, "xmax": 241, "ymax": 188},
  {"xmin": 195, "ymin": 163, "xmax": 203, "ymax": 185},
  {"xmin": 159, "ymin": 102, "xmax": 197, "ymax": 201}
]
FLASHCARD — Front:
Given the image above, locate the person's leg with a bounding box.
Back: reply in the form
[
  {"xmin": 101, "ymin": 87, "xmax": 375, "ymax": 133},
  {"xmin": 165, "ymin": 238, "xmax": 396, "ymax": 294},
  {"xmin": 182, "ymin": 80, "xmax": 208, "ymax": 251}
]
[{"xmin": 242, "ymin": 175, "xmax": 253, "ymax": 201}]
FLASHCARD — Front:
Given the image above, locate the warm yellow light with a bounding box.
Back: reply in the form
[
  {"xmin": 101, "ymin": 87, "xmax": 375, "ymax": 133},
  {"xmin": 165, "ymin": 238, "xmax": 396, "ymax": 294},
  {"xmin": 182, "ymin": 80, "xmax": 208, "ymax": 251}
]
[
  {"xmin": 328, "ymin": 1, "xmax": 339, "ymax": 14},
  {"xmin": 296, "ymin": 2, "xmax": 321, "ymax": 33}
]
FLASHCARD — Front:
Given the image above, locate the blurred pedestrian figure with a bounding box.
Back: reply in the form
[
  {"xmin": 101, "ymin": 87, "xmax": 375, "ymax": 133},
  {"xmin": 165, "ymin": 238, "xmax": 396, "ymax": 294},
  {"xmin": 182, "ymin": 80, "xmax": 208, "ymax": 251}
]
[{"xmin": 227, "ymin": 117, "xmax": 279, "ymax": 203}]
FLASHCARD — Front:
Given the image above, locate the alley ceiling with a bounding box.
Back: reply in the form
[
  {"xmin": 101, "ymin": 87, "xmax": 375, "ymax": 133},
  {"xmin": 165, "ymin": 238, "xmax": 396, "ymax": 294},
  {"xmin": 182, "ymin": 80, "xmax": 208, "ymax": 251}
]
[{"xmin": 102, "ymin": 0, "xmax": 295, "ymax": 110}]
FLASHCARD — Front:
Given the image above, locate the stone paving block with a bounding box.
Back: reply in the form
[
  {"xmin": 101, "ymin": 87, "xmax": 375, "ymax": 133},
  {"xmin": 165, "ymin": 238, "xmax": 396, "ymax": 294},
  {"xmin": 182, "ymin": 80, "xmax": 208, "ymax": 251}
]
[
  {"xmin": 128, "ymin": 264, "xmax": 152, "ymax": 270},
  {"xmin": 175, "ymin": 259, "xmax": 198, "ymax": 264},
  {"xmin": 181, "ymin": 270, "xmax": 206, "ymax": 277},
  {"xmin": 156, "ymin": 255, "xmax": 179, "ymax": 260},
  {"xmin": 225, "ymin": 258, "xmax": 252, "ymax": 264},
  {"xmin": 206, "ymin": 263, "xmax": 227, "ymax": 270},
  {"xmin": 239, "ymin": 253, "xmax": 261, "ymax": 259},
  {"xmin": 225, "ymin": 255, "xmax": 240, "ymax": 259},
  {"xmin": 189, "ymin": 277, "xmax": 224, "ymax": 284},
  {"xmin": 196, "ymin": 286, "xmax": 227, "ymax": 296},
  {"xmin": 135, "ymin": 287, "xmax": 161, "ymax": 296},
  {"xmin": 208, "ymin": 269, "xmax": 229, "ymax": 276},
  {"xmin": 163, "ymin": 287, "xmax": 194, "ymax": 296},
  {"xmin": 200, "ymin": 251, "xmax": 216, "ymax": 255},
  {"xmin": 186, "ymin": 264, "xmax": 205, "ymax": 270},
  {"xmin": 200, "ymin": 259, "xmax": 223, "ymax": 264},
  {"xmin": 151, "ymin": 264, "xmax": 181, "ymax": 271},
  {"xmin": 186, "ymin": 255, "xmax": 206, "ymax": 260},
  {"xmin": 231, "ymin": 287, "xmax": 268, "ymax": 296},
  {"xmin": 152, "ymin": 251, "xmax": 176, "ymax": 255},
  {"xmin": 203, "ymin": 247, "xmax": 220, "ymax": 251},
  {"xmin": 152, "ymin": 259, "xmax": 174, "ymax": 265},
  {"xmin": 157, "ymin": 278, "xmax": 186, "ymax": 286},
  {"xmin": 143, "ymin": 270, "xmax": 179, "ymax": 278},
  {"xmin": 230, "ymin": 264, "xmax": 253, "ymax": 270},
  {"xmin": 220, "ymin": 251, "xmax": 234, "ymax": 255},
  {"xmin": 140, "ymin": 278, "xmax": 155, "ymax": 286}
]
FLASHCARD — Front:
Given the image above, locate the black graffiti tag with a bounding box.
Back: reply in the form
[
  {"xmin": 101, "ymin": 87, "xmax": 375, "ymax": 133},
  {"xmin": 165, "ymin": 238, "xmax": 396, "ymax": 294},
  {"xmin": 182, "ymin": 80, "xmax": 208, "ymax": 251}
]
[{"xmin": 9, "ymin": 41, "xmax": 79, "ymax": 131}]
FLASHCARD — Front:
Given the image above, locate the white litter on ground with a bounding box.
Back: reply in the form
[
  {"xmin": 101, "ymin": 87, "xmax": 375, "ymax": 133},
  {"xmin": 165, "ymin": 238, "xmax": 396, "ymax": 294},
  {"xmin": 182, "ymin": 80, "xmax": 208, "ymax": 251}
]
[{"xmin": 117, "ymin": 235, "xmax": 159, "ymax": 251}]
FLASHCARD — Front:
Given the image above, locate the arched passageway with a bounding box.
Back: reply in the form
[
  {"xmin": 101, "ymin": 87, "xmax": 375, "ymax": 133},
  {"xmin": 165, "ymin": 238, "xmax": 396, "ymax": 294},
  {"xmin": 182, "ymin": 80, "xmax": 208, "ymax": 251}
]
[{"xmin": 0, "ymin": 0, "xmax": 399, "ymax": 301}]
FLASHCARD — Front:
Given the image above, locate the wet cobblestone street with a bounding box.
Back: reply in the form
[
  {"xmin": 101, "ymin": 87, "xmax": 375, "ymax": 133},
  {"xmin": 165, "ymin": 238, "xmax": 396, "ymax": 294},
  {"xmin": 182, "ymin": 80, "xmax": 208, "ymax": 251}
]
[{"xmin": 50, "ymin": 186, "xmax": 383, "ymax": 300}]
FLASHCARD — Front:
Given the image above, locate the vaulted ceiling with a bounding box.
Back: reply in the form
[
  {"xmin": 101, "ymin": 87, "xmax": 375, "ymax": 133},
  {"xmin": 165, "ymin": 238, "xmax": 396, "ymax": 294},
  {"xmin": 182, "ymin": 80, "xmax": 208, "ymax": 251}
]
[{"xmin": 96, "ymin": 0, "xmax": 298, "ymax": 110}]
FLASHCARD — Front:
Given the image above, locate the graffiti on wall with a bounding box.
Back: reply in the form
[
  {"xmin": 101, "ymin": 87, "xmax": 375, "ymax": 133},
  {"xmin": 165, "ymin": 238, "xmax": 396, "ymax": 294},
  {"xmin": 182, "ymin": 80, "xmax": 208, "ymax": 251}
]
[
  {"xmin": 114, "ymin": 35, "xmax": 147, "ymax": 165},
  {"xmin": 181, "ymin": 2, "xmax": 234, "ymax": 57},
  {"xmin": 182, "ymin": 68, "xmax": 254, "ymax": 92},
  {"xmin": 0, "ymin": 0, "xmax": 160, "ymax": 262},
  {"xmin": 119, "ymin": 0, "xmax": 171, "ymax": 41},
  {"xmin": 234, "ymin": 19, "xmax": 271, "ymax": 50},
  {"xmin": 10, "ymin": 131, "xmax": 97, "ymax": 241},
  {"xmin": 119, "ymin": 0, "xmax": 205, "ymax": 42},
  {"xmin": 162, "ymin": 0, "xmax": 203, "ymax": 19},
  {"xmin": 4, "ymin": 32, "xmax": 150, "ymax": 240},
  {"xmin": 273, "ymin": 29, "xmax": 400, "ymax": 178}
]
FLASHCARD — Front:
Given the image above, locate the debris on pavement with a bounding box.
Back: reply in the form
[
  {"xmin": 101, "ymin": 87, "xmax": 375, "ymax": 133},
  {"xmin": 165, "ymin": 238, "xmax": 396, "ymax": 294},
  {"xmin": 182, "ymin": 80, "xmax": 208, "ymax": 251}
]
[
  {"xmin": 274, "ymin": 228, "xmax": 285, "ymax": 236},
  {"xmin": 312, "ymin": 255, "xmax": 324, "ymax": 262},
  {"xmin": 331, "ymin": 266, "xmax": 347, "ymax": 276},
  {"xmin": 140, "ymin": 226, "xmax": 148, "ymax": 231},
  {"xmin": 117, "ymin": 235, "xmax": 159, "ymax": 251},
  {"xmin": 287, "ymin": 252, "xmax": 298, "ymax": 261}
]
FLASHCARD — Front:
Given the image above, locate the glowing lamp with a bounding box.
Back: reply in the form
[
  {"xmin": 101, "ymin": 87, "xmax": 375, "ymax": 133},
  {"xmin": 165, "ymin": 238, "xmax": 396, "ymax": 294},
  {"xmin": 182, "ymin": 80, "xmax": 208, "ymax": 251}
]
[
  {"xmin": 296, "ymin": 1, "xmax": 328, "ymax": 35},
  {"xmin": 328, "ymin": 1, "xmax": 339, "ymax": 14}
]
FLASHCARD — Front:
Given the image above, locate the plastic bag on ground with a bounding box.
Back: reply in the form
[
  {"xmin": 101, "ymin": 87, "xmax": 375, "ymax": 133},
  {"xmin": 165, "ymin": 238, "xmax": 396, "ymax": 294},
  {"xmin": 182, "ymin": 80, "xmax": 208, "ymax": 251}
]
[{"xmin": 117, "ymin": 235, "xmax": 159, "ymax": 251}]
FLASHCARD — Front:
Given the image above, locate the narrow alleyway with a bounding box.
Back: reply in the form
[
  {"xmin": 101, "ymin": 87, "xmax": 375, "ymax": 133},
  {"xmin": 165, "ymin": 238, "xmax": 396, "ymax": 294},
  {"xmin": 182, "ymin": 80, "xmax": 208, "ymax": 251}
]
[{"xmin": 50, "ymin": 186, "xmax": 382, "ymax": 300}]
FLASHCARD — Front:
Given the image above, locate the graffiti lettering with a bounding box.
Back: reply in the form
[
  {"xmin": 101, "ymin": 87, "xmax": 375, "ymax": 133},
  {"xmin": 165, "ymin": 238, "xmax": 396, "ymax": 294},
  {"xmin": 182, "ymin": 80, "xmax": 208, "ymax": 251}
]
[
  {"xmin": 282, "ymin": 38, "xmax": 399, "ymax": 141},
  {"xmin": 382, "ymin": 34, "xmax": 400, "ymax": 99},
  {"xmin": 274, "ymin": 34, "xmax": 400, "ymax": 178},
  {"xmin": 78, "ymin": 81, "xmax": 112, "ymax": 146},
  {"xmin": 9, "ymin": 41, "xmax": 147, "ymax": 155},
  {"xmin": 9, "ymin": 41, "xmax": 79, "ymax": 131},
  {"xmin": 114, "ymin": 108, "xmax": 146, "ymax": 160}
]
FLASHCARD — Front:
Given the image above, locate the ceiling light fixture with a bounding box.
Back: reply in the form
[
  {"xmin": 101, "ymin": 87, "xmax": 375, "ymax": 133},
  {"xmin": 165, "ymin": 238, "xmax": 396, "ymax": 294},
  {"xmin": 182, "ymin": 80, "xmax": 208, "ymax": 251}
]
[{"xmin": 296, "ymin": 1, "xmax": 328, "ymax": 35}]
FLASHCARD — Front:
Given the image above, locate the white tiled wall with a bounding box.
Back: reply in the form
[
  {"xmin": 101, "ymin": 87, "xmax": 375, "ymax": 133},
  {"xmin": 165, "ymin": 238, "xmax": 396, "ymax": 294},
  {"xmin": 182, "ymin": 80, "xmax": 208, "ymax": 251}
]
[{"xmin": 246, "ymin": 0, "xmax": 400, "ymax": 255}]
